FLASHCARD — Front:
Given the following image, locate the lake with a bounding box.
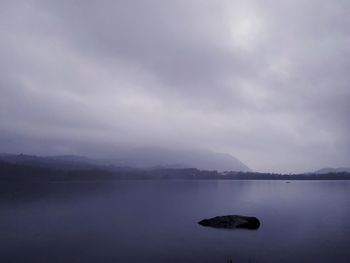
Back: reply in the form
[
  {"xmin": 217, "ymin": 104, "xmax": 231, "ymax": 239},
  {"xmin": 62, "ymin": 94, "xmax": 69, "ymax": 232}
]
[{"xmin": 1, "ymin": 180, "xmax": 350, "ymax": 263}]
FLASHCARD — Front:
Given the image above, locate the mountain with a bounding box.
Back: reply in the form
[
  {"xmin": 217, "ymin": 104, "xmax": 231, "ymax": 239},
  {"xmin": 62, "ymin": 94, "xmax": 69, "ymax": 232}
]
[
  {"xmin": 0, "ymin": 148, "xmax": 250, "ymax": 172},
  {"xmin": 0, "ymin": 153, "xmax": 99, "ymax": 170},
  {"xmin": 1, "ymin": 155, "xmax": 350, "ymax": 181},
  {"xmin": 315, "ymin": 167, "xmax": 350, "ymax": 174},
  {"xmin": 91, "ymin": 147, "xmax": 250, "ymax": 172}
]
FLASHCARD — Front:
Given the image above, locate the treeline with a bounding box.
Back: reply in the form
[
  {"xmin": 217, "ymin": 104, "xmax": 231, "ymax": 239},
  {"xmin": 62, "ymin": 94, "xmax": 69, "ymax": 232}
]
[
  {"xmin": 0, "ymin": 161, "xmax": 217, "ymax": 181},
  {"xmin": 220, "ymin": 171, "xmax": 350, "ymax": 180},
  {"xmin": 1, "ymin": 160, "xmax": 350, "ymax": 181}
]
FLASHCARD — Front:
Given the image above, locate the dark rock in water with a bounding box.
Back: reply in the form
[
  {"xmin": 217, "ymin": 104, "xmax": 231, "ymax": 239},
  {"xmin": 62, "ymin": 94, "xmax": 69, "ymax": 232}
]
[{"xmin": 198, "ymin": 215, "xmax": 260, "ymax": 230}]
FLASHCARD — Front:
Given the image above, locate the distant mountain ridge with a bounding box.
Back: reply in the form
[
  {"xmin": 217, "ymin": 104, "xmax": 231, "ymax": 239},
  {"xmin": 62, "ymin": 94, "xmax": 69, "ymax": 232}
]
[
  {"xmin": 1, "ymin": 158, "xmax": 349, "ymax": 181},
  {"xmin": 315, "ymin": 167, "xmax": 350, "ymax": 174},
  {"xmin": 0, "ymin": 148, "xmax": 250, "ymax": 172},
  {"xmin": 104, "ymin": 148, "xmax": 250, "ymax": 172},
  {"xmin": 0, "ymin": 153, "xmax": 101, "ymax": 170}
]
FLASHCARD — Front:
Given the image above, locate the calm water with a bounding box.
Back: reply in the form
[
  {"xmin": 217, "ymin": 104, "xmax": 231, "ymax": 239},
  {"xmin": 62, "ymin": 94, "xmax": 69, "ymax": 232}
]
[{"xmin": 1, "ymin": 180, "xmax": 350, "ymax": 263}]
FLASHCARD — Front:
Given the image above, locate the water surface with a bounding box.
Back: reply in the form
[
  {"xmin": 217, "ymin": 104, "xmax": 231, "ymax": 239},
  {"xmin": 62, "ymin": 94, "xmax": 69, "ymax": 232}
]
[{"xmin": 1, "ymin": 180, "xmax": 350, "ymax": 262}]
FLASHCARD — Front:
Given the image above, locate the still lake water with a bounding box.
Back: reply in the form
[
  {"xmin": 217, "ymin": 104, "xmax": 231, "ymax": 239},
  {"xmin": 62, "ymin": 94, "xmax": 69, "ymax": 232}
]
[{"xmin": 1, "ymin": 180, "xmax": 350, "ymax": 263}]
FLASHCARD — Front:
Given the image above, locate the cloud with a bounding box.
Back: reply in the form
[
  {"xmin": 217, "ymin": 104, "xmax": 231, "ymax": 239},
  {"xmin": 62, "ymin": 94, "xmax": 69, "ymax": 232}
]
[{"xmin": 1, "ymin": 0, "xmax": 349, "ymax": 172}]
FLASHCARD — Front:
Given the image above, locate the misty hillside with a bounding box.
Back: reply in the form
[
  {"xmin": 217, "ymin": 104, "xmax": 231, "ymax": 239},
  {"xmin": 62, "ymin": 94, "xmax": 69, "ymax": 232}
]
[
  {"xmin": 315, "ymin": 167, "xmax": 350, "ymax": 174},
  {"xmin": 1, "ymin": 159, "xmax": 350, "ymax": 181},
  {"xmin": 0, "ymin": 153, "xmax": 100, "ymax": 170},
  {"xmin": 100, "ymin": 148, "xmax": 250, "ymax": 172},
  {"xmin": 0, "ymin": 148, "xmax": 250, "ymax": 172}
]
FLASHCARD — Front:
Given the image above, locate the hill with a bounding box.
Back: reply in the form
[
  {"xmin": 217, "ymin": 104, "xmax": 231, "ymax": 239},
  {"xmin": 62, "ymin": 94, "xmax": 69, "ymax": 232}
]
[
  {"xmin": 315, "ymin": 167, "xmax": 350, "ymax": 174},
  {"xmin": 0, "ymin": 148, "xmax": 250, "ymax": 172}
]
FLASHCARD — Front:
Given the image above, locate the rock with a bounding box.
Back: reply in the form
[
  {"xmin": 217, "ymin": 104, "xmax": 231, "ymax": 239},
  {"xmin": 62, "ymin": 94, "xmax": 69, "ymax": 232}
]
[{"xmin": 198, "ymin": 215, "xmax": 260, "ymax": 230}]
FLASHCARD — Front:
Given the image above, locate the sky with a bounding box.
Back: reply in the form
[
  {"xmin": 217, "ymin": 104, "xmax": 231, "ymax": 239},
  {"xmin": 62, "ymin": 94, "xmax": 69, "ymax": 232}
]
[{"xmin": 1, "ymin": 0, "xmax": 349, "ymax": 173}]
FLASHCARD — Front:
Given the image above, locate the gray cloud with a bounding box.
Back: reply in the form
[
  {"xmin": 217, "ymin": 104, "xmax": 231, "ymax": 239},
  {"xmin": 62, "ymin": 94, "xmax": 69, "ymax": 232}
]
[{"xmin": 1, "ymin": 0, "xmax": 349, "ymax": 172}]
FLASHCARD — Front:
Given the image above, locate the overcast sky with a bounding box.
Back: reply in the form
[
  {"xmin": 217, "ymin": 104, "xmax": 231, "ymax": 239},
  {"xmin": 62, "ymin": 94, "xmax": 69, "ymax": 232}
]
[{"xmin": 1, "ymin": 0, "xmax": 349, "ymax": 173}]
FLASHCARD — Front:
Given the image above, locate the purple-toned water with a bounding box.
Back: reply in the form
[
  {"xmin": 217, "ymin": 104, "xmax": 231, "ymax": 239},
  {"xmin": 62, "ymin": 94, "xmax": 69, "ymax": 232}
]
[{"xmin": 1, "ymin": 180, "xmax": 350, "ymax": 262}]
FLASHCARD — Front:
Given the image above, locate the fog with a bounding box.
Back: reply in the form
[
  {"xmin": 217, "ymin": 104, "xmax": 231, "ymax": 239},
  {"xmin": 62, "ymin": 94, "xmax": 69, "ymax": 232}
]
[{"xmin": 1, "ymin": 0, "xmax": 350, "ymax": 173}]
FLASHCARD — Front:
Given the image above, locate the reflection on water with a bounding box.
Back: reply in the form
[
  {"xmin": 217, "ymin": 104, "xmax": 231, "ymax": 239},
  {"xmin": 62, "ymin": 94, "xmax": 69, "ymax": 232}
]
[{"xmin": 1, "ymin": 180, "xmax": 350, "ymax": 263}]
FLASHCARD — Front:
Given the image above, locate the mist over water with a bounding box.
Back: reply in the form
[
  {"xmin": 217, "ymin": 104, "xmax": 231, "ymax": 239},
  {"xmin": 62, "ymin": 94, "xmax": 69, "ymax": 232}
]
[{"xmin": 2, "ymin": 180, "xmax": 350, "ymax": 263}]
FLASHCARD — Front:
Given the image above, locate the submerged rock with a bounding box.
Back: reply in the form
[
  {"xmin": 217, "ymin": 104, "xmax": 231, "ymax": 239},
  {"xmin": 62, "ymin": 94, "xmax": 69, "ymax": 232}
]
[{"xmin": 198, "ymin": 215, "xmax": 260, "ymax": 230}]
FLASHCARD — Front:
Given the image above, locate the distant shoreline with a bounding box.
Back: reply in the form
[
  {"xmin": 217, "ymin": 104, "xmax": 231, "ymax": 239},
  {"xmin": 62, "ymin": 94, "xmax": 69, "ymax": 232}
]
[{"xmin": 1, "ymin": 160, "xmax": 350, "ymax": 181}]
